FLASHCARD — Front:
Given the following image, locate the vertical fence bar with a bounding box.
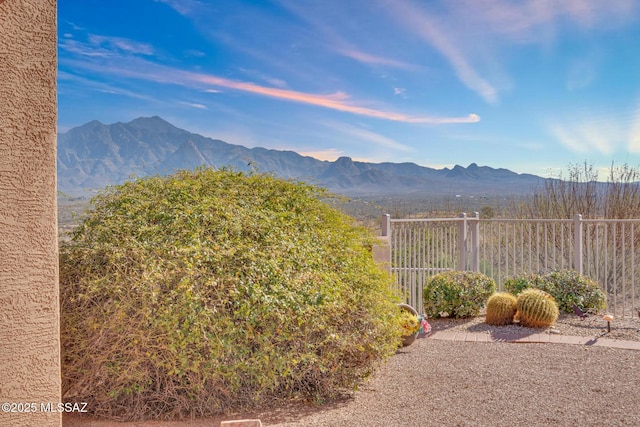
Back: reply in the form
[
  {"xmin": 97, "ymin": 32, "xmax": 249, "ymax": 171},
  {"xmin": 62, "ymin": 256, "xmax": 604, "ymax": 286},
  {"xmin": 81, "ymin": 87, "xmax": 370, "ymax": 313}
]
[
  {"xmin": 470, "ymin": 212, "xmax": 480, "ymax": 272},
  {"xmin": 613, "ymin": 222, "xmax": 617, "ymax": 315},
  {"xmin": 457, "ymin": 213, "xmax": 467, "ymax": 270},
  {"xmin": 573, "ymin": 214, "xmax": 583, "ymax": 275},
  {"xmin": 633, "ymin": 222, "xmax": 636, "ymax": 316},
  {"xmin": 622, "ymin": 223, "xmax": 626, "ymax": 316},
  {"xmin": 382, "ymin": 214, "xmax": 390, "ymax": 237}
]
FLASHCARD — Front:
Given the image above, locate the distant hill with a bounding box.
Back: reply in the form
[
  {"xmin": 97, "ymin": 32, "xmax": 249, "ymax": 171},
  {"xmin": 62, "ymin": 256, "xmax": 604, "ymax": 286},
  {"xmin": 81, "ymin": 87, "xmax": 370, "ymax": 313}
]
[{"xmin": 57, "ymin": 116, "xmax": 546, "ymax": 197}]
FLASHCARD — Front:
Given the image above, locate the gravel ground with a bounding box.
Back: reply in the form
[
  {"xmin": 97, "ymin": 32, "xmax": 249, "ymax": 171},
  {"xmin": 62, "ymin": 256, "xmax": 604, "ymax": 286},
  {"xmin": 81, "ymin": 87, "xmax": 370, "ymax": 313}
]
[
  {"xmin": 63, "ymin": 313, "xmax": 640, "ymax": 427},
  {"xmin": 264, "ymin": 339, "xmax": 640, "ymax": 427}
]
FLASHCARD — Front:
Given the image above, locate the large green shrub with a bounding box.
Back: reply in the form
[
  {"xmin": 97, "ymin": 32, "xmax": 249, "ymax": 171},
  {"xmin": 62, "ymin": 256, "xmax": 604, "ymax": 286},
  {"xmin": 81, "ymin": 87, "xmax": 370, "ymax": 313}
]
[
  {"xmin": 60, "ymin": 169, "xmax": 402, "ymax": 420},
  {"xmin": 422, "ymin": 271, "xmax": 496, "ymax": 318},
  {"xmin": 541, "ymin": 270, "xmax": 606, "ymax": 313},
  {"xmin": 503, "ymin": 270, "xmax": 606, "ymax": 313},
  {"xmin": 503, "ymin": 273, "xmax": 549, "ymax": 296}
]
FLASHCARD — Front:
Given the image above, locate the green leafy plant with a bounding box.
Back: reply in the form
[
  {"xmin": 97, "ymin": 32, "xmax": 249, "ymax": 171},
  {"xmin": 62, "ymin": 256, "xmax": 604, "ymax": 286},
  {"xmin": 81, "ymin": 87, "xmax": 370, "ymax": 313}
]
[
  {"xmin": 503, "ymin": 273, "xmax": 549, "ymax": 296},
  {"xmin": 59, "ymin": 168, "xmax": 402, "ymax": 420},
  {"xmin": 541, "ymin": 270, "xmax": 606, "ymax": 313},
  {"xmin": 485, "ymin": 292, "xmax": 518, "ymax": 326},
  {"xmin": 516, "ymin": 289, "xmax": 559, "ymax": 328},
  {"xmin": 503, "ymin": 270, "xmax": 606, "ymax": 313},
  {"xmin": 422, "ymin": 271, "xmax": 496, "ymax": 318}
]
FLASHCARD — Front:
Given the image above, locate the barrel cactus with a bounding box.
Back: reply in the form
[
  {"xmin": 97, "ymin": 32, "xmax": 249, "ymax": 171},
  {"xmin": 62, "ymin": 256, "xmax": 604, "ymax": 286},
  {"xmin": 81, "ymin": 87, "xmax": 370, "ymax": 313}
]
[
  {"xmin": 516, "ymin": 289, "xmax": 559, "ymax": 328},
  {"xmin": 485, "ymin": 292, "xmax": 518, "ymax": 326}
]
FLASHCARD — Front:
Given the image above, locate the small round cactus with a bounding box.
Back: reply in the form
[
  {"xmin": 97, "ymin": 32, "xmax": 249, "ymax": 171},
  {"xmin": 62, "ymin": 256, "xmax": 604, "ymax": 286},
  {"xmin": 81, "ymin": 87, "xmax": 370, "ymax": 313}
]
[
  {"xmin": 485, "ymin": 292, "xmax": 518, "ymax": 326},
  {"xmin": 517, "ymin": 289, "xmax": 559, "ymax": 328}
]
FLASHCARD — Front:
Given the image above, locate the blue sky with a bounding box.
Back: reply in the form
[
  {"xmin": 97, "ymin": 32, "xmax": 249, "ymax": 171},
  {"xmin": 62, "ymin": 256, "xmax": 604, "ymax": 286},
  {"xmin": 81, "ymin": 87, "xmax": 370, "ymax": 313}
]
[{"xmin": 58, "ymin": 0, "xmax": 640, "ymax": 177}]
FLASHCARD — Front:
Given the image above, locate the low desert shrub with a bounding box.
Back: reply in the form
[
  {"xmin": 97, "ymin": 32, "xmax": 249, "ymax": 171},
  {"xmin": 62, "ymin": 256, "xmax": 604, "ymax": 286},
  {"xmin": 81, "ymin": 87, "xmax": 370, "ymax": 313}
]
[
  {"xmin": 541, "ymin": 270, "xmax": 606, "ymax": 313},
  {"xmin": 59, "ymin": 168, "xmax": 402, "ymax": 420},
  {"xmin": 503, "ymin": 273, "xmax": 548, "ymax": 296},
  {"xmin": 423, "ymin": 271, "xmax": 496, "ymax": 318},
  {"xmin": 503, "ymin": 270, "xmax": 606, "ymax": 313}
]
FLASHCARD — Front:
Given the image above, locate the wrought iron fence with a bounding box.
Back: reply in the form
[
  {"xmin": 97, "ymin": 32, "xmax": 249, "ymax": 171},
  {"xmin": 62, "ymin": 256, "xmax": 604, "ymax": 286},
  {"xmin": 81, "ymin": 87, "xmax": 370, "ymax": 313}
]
[{"xmin": 382, "ymin": 213, "xmax": 640, "ymax": 317}]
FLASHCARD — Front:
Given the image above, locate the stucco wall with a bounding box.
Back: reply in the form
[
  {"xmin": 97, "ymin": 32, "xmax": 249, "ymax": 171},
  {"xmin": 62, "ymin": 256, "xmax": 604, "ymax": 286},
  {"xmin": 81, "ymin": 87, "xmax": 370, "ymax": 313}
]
[{"xmin": 0, "ymin": 0, "xmax": 61, "ymax": 426}]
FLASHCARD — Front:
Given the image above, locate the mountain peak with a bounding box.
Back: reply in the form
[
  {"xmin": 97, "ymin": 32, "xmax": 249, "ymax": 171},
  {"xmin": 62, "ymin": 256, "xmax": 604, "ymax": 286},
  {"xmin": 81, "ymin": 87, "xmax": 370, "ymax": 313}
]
[
  {"xmin": 126, "ymin": 116, "xmax": 179, "ymax": 133},
  {"xmin": 335, "ymin": 156, "xmax": 354, "ymax": 164}
]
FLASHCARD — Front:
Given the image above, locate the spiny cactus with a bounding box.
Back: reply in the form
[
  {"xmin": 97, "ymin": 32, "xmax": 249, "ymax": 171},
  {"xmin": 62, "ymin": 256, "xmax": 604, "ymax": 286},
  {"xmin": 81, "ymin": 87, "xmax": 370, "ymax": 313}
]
[
  {"xmin": 485, "ymin": 292, "xmax": 518, "ymax": 326},
  {"xmin": 517, "ymin": 289, "xmax": 559, "ymax": 328}
]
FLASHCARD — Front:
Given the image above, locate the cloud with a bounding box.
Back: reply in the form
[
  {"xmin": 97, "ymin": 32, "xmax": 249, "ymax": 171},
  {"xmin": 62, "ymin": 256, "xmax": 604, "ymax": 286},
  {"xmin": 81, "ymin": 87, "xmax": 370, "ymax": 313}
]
[
  {"xmin": 57, "ymin": 70, "xmax": 154, "ymax": 101},
  {"xmin": 548, "ymin": 113, "xmax": 624, "ymax": 155},
  {"xmin": 336, "ymin": 48, "xmax": 420, "ymax": 71},
  {"xmin": 88, "ymin": 35, "xmax": 154, "ymax": 56},
  {"xmin": 184, "ymin": 49, "xmax": 206, "ymax": 57},
  {"xmin": 154, "ymin": 0, "xmax": 202, "ymax": 16},
  {"xmin": 192, "ymin": 72, "xmax": 480, "ymax": 124},
  {"xmin": 179, "ymin": 102, "xmax": 207, "ymax": 110},
  {"xmin": 628, "ymin": 106, "xmax": 640, "ymax": 153},
  {"xmin": 323, "ymin": 121, "xmax": 413, "ymax": 152},
  {"xmin": 59, "ymin": 34, "xmax": 154, "ymax": 58},
  {"xmin": 386, "ymin": 0, "xmax": 498, "ymax": 103},
  {"xmin": 298, "ymin": 148, "xmax": 344, "ymax": 161},
  {"xmin": 237, "ymin": 68, "xmax": 288, "ymax": 88},
  {"xmin": 443, "ymin": 0, "xmax": 636, "ymax": 42},
  {"xmin": 383, "ymin": 0, "xmax": 637, "ymax": 103},
  {"xmin": 63, "ymin": 54, "xmax": 479, "ymax": 125},
  {"xmin": 393, "ymin": 87, "xmax": 406, "ymax": 96}
]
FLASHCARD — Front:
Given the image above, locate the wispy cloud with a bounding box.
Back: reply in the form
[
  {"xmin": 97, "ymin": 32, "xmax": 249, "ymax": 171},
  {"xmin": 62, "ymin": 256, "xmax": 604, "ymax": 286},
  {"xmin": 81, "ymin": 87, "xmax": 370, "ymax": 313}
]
[
  {"xmin": 548, "ymin": 111, "xmax": 629, "ymax": 155},
  {"xmin": 628, "ymin": 105, "xmax": 640, "ymax": 153},
  {"xmin": 237, "ymin": 68, "xmax": 288, "ymax": 88},
  {"xmin": 192, "ymin": 72, "xmax": 479, "ymax": 124},
  {"xmin": 298, "ymin": 148, "xmax": 344, "ymax": 161},
  {"xmin": 383, "ymin": 0, "xmax": 637, "ymax": 103},
  {"xmin": 386, "ymin": 0, "xmax": 498, "ymax": 103},
  {"xmin": 154, "ymin": 0, "xmax": 203, "ymax": 16},
  {"xmin": 179, "ymin": 101, "xmax": 207, "ymax": 110},
  {"xmin": 57, "ymin": 70, "xmax": 154, "ymax": 101},
  {"xmin": 323, "ymin": 121, "xmax": 413, "ymax": 152},
  {"xmin": 88, "ymin": 35, "xmax": 154, "ymax": 56},
  {"xmin": 336, "ymin": 48, "xmax": 420, "ymax": 71},
  {"xmin": 442, "ymin": 0, "xmax": 636, "ymax": 42},
  {"xmin": 59, "ymin": 34, "xmax": 154, "ymax": 58},
  {"xmin": 63, "ymin": 55, "xmax": 479, "ymax": 125}
]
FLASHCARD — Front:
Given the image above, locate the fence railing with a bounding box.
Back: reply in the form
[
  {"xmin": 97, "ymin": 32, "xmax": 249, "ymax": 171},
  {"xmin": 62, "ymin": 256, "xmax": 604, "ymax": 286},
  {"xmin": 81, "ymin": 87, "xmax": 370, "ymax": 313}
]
[{"xmin": 382, "ymin": 213, "xmax": 640, "ymax": 317}]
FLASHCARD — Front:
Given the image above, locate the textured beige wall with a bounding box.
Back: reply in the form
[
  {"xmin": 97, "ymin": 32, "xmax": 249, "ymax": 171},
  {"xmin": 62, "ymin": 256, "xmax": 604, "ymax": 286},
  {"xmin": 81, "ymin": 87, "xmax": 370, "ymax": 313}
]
[{"xmin": 0, "ymin": 0, "xmax": 61, "ymax": 426}]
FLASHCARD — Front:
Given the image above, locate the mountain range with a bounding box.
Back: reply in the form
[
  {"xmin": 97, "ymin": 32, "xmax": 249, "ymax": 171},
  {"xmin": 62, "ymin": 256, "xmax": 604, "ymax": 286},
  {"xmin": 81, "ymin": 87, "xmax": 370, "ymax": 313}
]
[{"xmin": 57, "ymin": 116, "xmax": 546, "ymax": 197}]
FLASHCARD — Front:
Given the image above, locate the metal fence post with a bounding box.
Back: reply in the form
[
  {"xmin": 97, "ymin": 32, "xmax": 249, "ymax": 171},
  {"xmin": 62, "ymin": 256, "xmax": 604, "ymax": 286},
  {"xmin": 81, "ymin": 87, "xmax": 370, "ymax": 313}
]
[
  {"xmin": 381, "ymin": 214, "xmax": 391, "ymax": 237},
  {"xmin": 457, "ymin": 212, "xmax": 467, "ymax": 270},
  {"xmin": 574, "ymin": 214, "xmax": 583, "ymax": 274},
  {"xmin": 470, "ymin": 211, "xmax": 480, "ymax": 272}
]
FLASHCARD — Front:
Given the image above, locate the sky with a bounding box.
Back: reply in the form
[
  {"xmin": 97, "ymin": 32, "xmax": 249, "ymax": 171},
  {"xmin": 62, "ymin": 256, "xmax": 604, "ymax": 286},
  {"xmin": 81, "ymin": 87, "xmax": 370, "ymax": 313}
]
[{"xmin": 58, "ymin": 0, "xmax": 640, "ymax": 178}]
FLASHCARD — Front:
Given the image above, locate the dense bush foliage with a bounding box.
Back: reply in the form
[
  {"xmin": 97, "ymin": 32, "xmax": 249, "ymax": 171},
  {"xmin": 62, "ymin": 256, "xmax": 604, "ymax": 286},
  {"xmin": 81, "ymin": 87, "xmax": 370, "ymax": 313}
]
[
  {"xmin": 59, "ymin": 169, "xmax": 402, "ymax": 420},
  {"xmin": 503, "ymin": 270, "xmax": 606, "ymax": 313},
  {"xmin": 503, "ymin": 273, "xmax": 548, "ymax": 296},
  {"xmin": 423, "ymin": 271, "xmax": 496, "ymax": 318}
]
